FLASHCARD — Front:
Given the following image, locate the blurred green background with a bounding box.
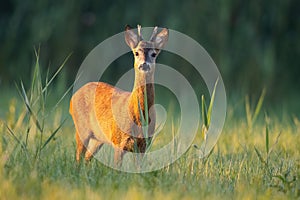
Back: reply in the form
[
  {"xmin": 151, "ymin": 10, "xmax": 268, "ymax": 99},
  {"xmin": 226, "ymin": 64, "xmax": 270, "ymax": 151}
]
[{"xmin": 0, "ymin": 0, "xmax": 299, "ymax": 114}]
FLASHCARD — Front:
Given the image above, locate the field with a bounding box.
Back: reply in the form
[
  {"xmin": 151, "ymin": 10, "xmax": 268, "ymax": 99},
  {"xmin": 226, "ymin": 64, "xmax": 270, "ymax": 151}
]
[{"xmin": 0, "ymin": 61, "xmax": 299, "ymax": 200}]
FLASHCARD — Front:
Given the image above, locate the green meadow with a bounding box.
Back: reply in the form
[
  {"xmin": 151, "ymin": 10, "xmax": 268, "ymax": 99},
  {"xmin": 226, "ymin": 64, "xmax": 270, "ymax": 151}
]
[
  {"xmin": 0, "ymin": 56, "xmax": 299, "ymax": 200},
  {"xmin": 1, "ymin": 1, "xmax": 300, "ymax": 199}
]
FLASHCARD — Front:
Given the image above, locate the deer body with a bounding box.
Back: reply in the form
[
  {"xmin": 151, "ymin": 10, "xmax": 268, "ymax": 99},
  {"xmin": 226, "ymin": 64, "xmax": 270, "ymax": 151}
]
[{"xmin": 70, "ymin": 25, "xmax": 168, "ymax": 166}]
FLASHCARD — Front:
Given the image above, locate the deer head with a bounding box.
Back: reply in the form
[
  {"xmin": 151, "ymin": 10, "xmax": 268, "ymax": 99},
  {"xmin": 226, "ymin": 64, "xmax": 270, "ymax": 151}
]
[{"xmin": 125, "ymin": 25, "xmax": 169, "ymax": 74}]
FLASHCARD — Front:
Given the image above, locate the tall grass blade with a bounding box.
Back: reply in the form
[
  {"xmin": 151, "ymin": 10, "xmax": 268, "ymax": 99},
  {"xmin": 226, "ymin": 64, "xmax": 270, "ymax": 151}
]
[
  {"xmin": 252, "ymin": 88, "xmax": 266, "ymax": 124},
  {"xmin": 145, "ymin": 121, "xmax": 163, "ymax": 152},
  {"xmin": 172, "ymin": 119, "xmax": 177, "ymax": 156},
  {"xmin": 41, "ymin": 118, "xmax": 67, "ymax": 150},
  {"xmin": 205, "ymin": 146, "xmax": 214, "ymax": 160},
  {"xmin": 254, "ymin": 146, "xmax": 266, "ymax": 165},
  {"xmin": 20, "ymin": 81, "xmax": 30, "ymax": 107},
  {"xmin": 245, "ymin": 95, "xmax": 252, "ymax": 129},
  {"xmin": 201, "ymin": 95, "xmax": 208, "ymax": 128},
  {"xmin": 30, "ymin": 53, "xmax": 71, "ymax": 107},
  {"xmin": 17, "ymin": 81, "xmax": 43, "ymax": 132},
  {"xmin": 137, "ymin": 99, "xmax": 145, "ymax": 124},
  {"xmin": 50, "ymin": 83, "xmax": 74, "ymax": 113},
  {"xmin": 31, "ymin": 48, "xmax": 40, "ymax": 103},
  {"xmin": 5, "ymin": 123, "xmax": 27, "ymax": 151},
  {"xmin": 25, "ymin": 127, "xmax": 30, "ymax": 147},
  {"xmin": 131, "ymin": 128, "xmax": 139, "ymax": 153},
  {"xmin": 265, "ymin": 124, "xmax": 269, "ymax": 154},
  {"xmin": 207, "ymin": 77, "xmax": 219, "ymax": 126},
  {"xmin": 143, "ymin": 85, "xmax": 150, "ymax": 147},
  {"xmin": 143, "ymin": 86, "xmax": 148, "ymax": 124},
  {"xmin": 44, "ymin": 66, "xmax": 50, "ymax": 98},
  {"xmin": 42, "ymin": 53, "xmax": 72, "ymax": 94}
]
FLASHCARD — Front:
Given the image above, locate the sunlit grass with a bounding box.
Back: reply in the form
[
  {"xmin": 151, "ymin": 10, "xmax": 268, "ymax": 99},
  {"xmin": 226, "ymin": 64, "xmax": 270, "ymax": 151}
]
[{"xmin": 0, "ymin": 54, "xmax": 299, "ymax": 199}]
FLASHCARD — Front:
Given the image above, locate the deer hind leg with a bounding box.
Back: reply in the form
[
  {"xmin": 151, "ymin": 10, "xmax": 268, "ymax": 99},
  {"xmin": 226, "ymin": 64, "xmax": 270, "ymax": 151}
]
[
  {"xmin": 114, "ymin": 148, "xmax": 125, "ymax": 167},
  {"xmin": 85, "ymin": 138, "xmax": 104, "ymax": 162},
  {"xmin": 75, "ymin": 131, "xmax": 89, "ymax": 163}
]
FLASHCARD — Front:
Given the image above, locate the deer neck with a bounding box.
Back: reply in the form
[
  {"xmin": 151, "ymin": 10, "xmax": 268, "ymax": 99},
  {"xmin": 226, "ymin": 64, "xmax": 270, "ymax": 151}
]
[{"xmin": 129, "ymin": 71, "xmax": 155, "ymax": 123}]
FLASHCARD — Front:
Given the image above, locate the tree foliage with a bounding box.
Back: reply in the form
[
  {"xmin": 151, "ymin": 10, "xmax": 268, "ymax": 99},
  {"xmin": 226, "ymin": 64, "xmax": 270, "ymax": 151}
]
[{"xmin": 0, "ymin": 0, "xmax": 299, "ymax": 102}]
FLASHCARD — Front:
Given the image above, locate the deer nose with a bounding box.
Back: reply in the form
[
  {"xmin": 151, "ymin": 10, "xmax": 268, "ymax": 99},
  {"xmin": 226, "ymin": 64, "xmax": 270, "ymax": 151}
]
[{"xmin": 139, "ymin": 63, "xmax": 150, "ymax": 71}]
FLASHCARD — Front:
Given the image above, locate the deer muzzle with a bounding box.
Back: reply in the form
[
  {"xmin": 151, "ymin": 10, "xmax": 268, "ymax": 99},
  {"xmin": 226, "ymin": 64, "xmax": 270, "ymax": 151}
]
[{"xmin": 139, "ymin": 63, "xmax": 150, "ymax": 72}]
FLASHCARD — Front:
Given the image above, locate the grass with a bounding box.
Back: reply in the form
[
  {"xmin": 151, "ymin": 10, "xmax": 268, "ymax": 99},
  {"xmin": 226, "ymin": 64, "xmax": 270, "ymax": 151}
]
[{"xmin": 0, "ymin": 55, "xmax": 299, "ymax": 199}]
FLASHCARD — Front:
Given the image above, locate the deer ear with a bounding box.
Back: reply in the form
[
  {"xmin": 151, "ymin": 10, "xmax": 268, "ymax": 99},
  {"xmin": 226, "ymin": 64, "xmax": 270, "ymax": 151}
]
[
  {"xmin": 153, "ymin": 28, "xmax": 169, "ymax": 50},
  {"xmin": 125, "ymin": 25, "xmax": 139, "ymax": 49}
]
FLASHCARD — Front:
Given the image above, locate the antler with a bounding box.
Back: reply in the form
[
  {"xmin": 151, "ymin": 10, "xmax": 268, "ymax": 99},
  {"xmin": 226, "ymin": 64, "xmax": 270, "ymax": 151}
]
[
  {"xmin": 137, "ymin": 24, "xmax": 143, "ymax": 41},
  {"xmin": 150, "ymin": 26, "xmax": 158, "ymax": 42}
]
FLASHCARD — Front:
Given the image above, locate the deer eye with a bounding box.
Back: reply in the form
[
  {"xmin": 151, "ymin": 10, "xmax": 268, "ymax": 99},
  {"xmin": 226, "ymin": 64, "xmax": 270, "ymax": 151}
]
[
  {"xmin": 151, "ymin": 53, "xmax": 157, "ymax": 58},
  {"xmin": 135, "ymin": 52, "xmax": 139, "ymax": 56}
]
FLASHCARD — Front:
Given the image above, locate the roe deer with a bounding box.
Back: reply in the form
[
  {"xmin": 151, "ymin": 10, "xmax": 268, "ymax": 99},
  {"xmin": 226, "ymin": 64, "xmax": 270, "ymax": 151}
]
[{"xmin": 69, "ymin": 25, "xmax": 169, "ymax": 166}]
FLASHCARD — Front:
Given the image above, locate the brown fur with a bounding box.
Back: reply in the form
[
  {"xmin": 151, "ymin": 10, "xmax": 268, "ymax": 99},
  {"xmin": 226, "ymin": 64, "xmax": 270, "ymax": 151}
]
[{"xmin": 70, "ymin": 25, "xmax": 168, "ymax": 166}]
